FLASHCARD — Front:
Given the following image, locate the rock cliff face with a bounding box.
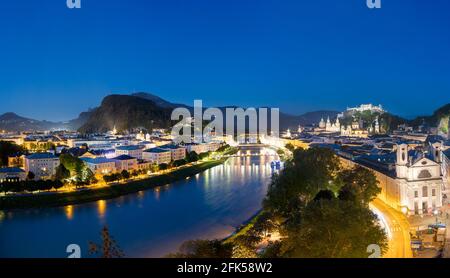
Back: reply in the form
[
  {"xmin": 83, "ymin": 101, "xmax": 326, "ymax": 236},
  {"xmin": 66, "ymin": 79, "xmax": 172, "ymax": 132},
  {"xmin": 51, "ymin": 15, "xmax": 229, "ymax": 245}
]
[{"xmin": 77, "ymin": 94, "xmax": 173, "ymax": 133}]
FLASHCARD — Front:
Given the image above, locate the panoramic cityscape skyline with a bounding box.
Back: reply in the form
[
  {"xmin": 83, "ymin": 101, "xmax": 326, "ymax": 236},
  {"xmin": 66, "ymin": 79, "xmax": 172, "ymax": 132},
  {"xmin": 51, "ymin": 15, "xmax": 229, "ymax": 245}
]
[
  {"xmin": 1, "ymin": 0, "xmax": 450, "ymax": 121},
  {"xmin": 2, "ymin": 0, "xmax": 450, "ymax": 268}
]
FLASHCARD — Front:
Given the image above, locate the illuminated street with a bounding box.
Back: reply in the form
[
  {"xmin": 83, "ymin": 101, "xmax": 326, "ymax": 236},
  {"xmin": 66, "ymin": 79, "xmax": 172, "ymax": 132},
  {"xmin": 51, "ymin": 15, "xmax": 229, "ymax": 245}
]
[{"xmin": 370, "ymin": 199, "xmax": 413, "ymax": 258}]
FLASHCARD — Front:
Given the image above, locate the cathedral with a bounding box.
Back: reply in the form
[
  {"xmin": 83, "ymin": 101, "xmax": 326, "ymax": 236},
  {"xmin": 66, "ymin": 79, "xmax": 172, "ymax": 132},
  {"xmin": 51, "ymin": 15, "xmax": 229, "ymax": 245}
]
[
  {"xmin": 316, "ymin": 116, "xmax": 380, "ymax": 137},
  {"xmin": 341, "ymin": 142, "xmax": 445, "ymax": 216},
  {"xmin": 395, "ymin": 142, "xmax": 444, "ymax": 215},
  {"xmin": 318, "ymin": 116, "xmax": 341, "ymax": 132}
]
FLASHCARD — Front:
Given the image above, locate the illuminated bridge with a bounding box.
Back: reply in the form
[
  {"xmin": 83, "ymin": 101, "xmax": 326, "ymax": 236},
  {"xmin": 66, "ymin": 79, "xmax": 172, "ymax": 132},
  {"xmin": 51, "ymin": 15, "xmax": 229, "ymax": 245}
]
[{"xmin": 223, "ymin": 145, "xmax": 279, "ymax": 158}]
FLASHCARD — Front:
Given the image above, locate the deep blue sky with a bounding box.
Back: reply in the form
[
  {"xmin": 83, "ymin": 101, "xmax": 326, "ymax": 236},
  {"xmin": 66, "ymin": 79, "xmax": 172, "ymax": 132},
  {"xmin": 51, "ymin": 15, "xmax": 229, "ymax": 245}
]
[{"xmin": 0, "ymin": 0, "xmax": 449, "ymax": 121}]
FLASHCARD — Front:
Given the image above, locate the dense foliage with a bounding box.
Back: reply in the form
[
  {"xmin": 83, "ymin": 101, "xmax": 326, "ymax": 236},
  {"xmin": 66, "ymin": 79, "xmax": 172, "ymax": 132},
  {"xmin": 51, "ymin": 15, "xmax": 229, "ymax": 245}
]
[
  {"xmin": 0, "ymin": 180, "xmax": 63, "ymax": 193},
  {"xmin": 167, "ymin": 240, "xmax": 233, "ymax": 258},
  {"xmin": 262, "ymin": 147, "xmax": 388, "ymax": 258},
  {"xmin": 0, "ymin": 141, "xmax": 24, "ymax": 167}
]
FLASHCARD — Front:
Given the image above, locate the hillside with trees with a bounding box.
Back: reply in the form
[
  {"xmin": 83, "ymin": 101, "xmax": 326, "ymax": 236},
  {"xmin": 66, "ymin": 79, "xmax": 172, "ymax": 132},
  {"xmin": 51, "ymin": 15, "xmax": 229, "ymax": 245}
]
[{"xmin": 169, "ymin": 147, "xmax": 388, "ymax": 258}]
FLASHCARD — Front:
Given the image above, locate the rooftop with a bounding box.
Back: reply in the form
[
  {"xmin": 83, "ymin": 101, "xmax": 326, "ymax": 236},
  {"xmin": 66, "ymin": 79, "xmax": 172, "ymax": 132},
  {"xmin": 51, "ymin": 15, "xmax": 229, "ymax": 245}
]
[
  {"xmin": 444, "ymin": 149, "xmax": 450, "ymax": 158},
  {"xmin": 26, "ymin": 153, "xmax": 57, "ymax": 160},
  {"xmin": 144, "ymin": 147, "xmax": 171, "ymax": 153},
  {"xmin": 160, "ymin": 144, "xmax": 185, "ymax": 150},
  {"xmin": 113, "ymin": 155, "xmax": 136, "ymax": 161},
  {"xmin": 115, "ymin": 145, "xmax": 143, "ymax": 151},
  {"xmin": 80, "ymin": 157, "xmax": 115, "ymax": 164},
  {"xmin": 0, "ymin": 167, "xmax": 25, "ymax": 173}
]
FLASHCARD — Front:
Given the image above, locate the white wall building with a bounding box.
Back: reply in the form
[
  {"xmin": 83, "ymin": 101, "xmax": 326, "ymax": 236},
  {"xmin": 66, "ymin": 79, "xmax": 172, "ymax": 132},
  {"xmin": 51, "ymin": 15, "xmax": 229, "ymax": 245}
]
[
  {"xmin": 24, "ymin": 153, "xmax": 60, "ymax": 180},
  {"xmin": 396, "ymin": 143, "xmax": 443, "ymax": 215},
  {"xmin": 160, "ymin": 145, "xmax": 186, "ymax": 161},
  {"xmin": 113, "ymin": 155, "xmax": 138, "ymax": 172},
  {"xmin": 185, "ymin": 142, "xmax": 221, "ymax": 154},
  {"xmin": 115, "ymin": 145, "xmax": 144, "ymax": 160},
  {"xmin": 80, "ymin": 157, "xmax": 116, "ymax": 175},
  {"xmin": 0, "ymin": 167, "xmax": 26, "ymax": 183},
  {"xmin": 142, "ymin": 148, "xmax": 172, "ymax": 165}
]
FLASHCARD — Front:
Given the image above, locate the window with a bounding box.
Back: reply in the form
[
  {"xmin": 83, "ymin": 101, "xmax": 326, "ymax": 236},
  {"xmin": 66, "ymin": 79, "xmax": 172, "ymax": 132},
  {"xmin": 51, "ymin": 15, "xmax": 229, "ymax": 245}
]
[
  {"xmin": 432, "ymin": 189, "xmax": 436, "ymax": 197},
  {"xmin": 422, "ymin": 186, "xmax": 428, "ymax": 198},
  {"xmin": 414, "ymin": 191, "xmax": 418, "ymax": 198}
]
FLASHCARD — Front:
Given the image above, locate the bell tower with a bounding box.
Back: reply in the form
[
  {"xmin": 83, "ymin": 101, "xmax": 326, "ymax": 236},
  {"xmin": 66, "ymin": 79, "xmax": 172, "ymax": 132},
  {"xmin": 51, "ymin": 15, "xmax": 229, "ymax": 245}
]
[
  {"xmin": 431, "ymin": 142, "xmax": 442, "ymax": 163},
  {"xmin": 396, "ymin": 143, "xmax": 408, "ymax": 178}
]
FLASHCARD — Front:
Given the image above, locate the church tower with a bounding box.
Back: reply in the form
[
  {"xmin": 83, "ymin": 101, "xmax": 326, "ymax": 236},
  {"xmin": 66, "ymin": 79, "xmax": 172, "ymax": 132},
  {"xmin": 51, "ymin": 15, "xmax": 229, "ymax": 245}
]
[
  {"xmin": 319, "ymin": 117, "xmax": 326, "ymax": 129},
  {"xmin": 326, "ymin": 116, "xmax": 332, "ymax": 131},
  {"xmin": 396, "ymin": 143, "xmax": 409, "ymax": 178},
  {"xmin": 431, "ymin": 142, "xmax": 442, "ymax": 163},
  {"xmin": 374, "ymin": 116, "xmax": 380, "ymax": 134}
]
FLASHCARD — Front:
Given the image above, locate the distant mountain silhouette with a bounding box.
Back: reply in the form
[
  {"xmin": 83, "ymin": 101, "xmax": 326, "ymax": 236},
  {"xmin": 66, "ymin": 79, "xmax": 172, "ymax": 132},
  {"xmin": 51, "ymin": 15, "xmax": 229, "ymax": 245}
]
[
  {"xmin": 78, "ymin": 93, "xmax": 339, "ymax": 133},
  {"xmin": 0, "ymin": 112, "xmax": 60, "ymax": 132},
  {"xmin": 1, "ymin": 92, "xmax": 448, "ymax": 134}
]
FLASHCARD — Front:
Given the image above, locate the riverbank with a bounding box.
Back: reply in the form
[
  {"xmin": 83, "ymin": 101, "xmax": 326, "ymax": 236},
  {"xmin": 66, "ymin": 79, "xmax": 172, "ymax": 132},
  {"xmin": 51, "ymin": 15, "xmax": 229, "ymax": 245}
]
[
  {"xmin": 223, "ymin": 210, "xmax": 263, "ymax": 244},
  {"xmin": 0, "ymin": 159, "xmax": 227, "ymax": 210}
]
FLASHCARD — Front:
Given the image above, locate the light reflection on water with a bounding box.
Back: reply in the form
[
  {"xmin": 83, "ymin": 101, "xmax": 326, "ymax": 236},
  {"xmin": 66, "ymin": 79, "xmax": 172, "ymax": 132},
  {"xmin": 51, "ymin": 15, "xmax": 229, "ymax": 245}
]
[{"xmin": 0, "ymin": 147, "xmax": 279, "ymax": 258}]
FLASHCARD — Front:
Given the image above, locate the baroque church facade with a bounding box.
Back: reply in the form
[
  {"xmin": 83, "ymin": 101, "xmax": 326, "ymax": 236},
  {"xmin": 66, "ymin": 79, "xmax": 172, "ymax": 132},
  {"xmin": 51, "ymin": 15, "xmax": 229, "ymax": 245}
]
[
  {"xmin": 395, "ymin": 142, "xmax": 444, "ymax": 215},
  {"xmin": 316, "ymin": 116, "xmax": 380, "ymax": 137}
]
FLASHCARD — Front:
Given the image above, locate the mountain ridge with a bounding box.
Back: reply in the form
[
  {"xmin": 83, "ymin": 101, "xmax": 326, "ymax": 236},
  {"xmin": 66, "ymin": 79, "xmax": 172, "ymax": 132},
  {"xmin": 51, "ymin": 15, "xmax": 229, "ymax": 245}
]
[{"xmin": 1, "ymin": 92, "xmax": 449, "ymax": 134}]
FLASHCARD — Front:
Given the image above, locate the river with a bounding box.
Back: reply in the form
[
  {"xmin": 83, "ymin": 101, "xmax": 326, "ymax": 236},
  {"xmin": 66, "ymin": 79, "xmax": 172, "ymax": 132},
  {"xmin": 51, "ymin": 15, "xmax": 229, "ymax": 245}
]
[{"xmin": 0, "ymin": 147, "xmax": 279, "ymax": 258}]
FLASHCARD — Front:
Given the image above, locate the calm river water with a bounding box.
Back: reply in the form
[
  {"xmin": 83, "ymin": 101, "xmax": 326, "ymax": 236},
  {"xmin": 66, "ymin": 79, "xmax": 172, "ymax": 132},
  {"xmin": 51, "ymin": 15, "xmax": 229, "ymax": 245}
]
[{"xmin": 0, "ymin": 147, "xmax": 278, "ymax": 258}]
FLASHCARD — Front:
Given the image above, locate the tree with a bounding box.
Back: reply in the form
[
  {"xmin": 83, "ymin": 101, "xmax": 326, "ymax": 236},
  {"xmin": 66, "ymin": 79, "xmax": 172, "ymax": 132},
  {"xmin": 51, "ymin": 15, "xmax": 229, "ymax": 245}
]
[
  {"xmin": 59, "ymin": 153, "xmax": 84, "ymax": 177},
  {"xmin": 198, "ymin": 152, "xmax": 210, "ymax": 160},
  {"xmin": 273, "ymin": 199, "xmax": 388, "ymax": 258},
  {"xmin": 53, "ymin": 180, "xmax": 64, "ymax": 191},
  {"xmin": 187, "ymin": 151, "xmax": 199, "ymax": 163},
  {"xmin": 55, "ymin": 164, "xmax": 70, "ymax": 182},
  {"xmin": 73, "ymin": 162, "xmax": 84, "ymax": 186},
  {"xmin": 159, "ymin": 163, "xmax": 169, "ymax": 171},
  {"xmin": 149, "ymin": 163, "xmax": 159, "ymax": 173},
  {"xmin": 285, "ymin": 143, "xmax": 295, "ymax": 152},
  {"xmin": 337, "ymin": 166, "xmax": 380, "ymax": 205},
  {"xmin": 27, "ymin": 171, "xmax": 35, "ymax": 181},
  {"xmin": 252, "ymin": 212, "xmax": 278, "ymax": 238},
  {"xmin": 89, "ymin": 226, "xmax": 124, "ymax": 258},
  {"xmin": 120, "ymin": 170, "xmax": 130, "ymax": 180},
  {"xmin": 172, "ymin": 159, "xmax": 187, "ymax": 167},
  {"xmin": 260, "ymin": 241, "xmax": 282, "ymax": 258},
  {"xmin": 82, "ymin": 167, "xmax": 96, "ymax": 184},
  {"xmin": 263, "ymin": 147, "xmax": 341, "ymax": 218},
  {"xmin": 0, "ymin": 141, "xmax": 24, "ymax": 167},
  {"xmin": 103, "ymin": 174, "xmax": 112, "ymax": 183},
  {"xmin": 313, "ymin": 189, "xmax": 335, "ymax": 202},
  {"xmin": 216, "ymin": 144, "xmax": 230, "ymax": 153},
  {"xmin": 167, "ymin": 240, "xmax": 233, "ymax": 258},
  {"xmin": 232, "ymin": 234, "xmax": 260, "ymax": 258}
]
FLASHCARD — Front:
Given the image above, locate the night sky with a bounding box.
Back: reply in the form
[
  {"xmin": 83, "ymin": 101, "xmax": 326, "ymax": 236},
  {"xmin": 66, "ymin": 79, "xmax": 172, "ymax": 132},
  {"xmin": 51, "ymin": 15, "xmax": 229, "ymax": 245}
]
[{"xmin": 0, "ymin": 0, "xmax": 449, "ymax": 121}]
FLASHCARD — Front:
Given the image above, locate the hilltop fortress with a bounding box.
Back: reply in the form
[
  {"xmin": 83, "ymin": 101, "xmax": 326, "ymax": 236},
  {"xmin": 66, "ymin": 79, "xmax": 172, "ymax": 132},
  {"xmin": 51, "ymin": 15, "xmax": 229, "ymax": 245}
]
[{"xmin": 316, "ymin": 104, "xmax": 384, "ymax": 137}]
